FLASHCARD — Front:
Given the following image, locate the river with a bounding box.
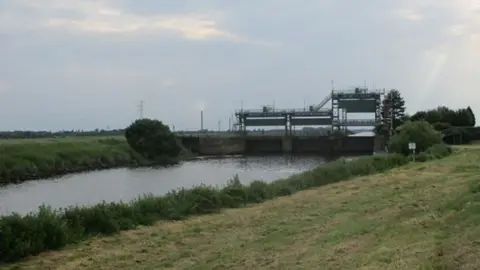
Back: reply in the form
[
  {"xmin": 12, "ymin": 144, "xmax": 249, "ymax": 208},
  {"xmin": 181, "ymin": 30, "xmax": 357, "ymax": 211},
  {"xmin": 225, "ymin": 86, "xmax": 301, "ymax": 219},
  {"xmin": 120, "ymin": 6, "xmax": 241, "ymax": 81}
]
[{"xmin": 0, "ymin": 155, "xmax": 327, "ymax": 216}]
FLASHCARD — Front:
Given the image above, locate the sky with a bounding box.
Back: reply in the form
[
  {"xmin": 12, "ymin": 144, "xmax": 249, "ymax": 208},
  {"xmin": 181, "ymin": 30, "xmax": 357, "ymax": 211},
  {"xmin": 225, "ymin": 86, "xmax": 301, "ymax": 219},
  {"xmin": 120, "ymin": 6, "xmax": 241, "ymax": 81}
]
[{"xmin": 0, "ymin": 0, "xmax": 479, "ymax": 131}]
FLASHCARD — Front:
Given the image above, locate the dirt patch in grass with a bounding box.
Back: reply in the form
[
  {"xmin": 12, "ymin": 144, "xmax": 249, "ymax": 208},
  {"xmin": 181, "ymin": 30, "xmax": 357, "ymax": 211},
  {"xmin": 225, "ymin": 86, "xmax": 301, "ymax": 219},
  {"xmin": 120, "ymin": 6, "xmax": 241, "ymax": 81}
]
[{"xmin": 3, "ymin": 150, "xmax": 480, "ymax": 269}]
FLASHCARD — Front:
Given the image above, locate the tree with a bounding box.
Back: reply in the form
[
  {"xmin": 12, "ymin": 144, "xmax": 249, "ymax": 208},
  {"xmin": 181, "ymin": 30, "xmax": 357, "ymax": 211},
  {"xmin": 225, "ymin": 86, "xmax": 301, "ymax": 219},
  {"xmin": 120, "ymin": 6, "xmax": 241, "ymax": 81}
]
[
  {"xmin": 125, "ymin": 118, "xmax": 181, "ymax": 161},
  {"xmin": 466, "ymin": 106, "xmax": 475, "ymax": 126},
  {"xmin": 381, "ymin": 89, "xmax": 406, "ymax": 131},
  {"xmin": 433, "ymin": 122, "xmax": 451, "ymax": 131},
  {"xmin": 388, "ymin": 120, "xmax": 443, "ymax": 156},
  {"xmin": 411, "ymin": 106, "xmax": 475, "ymax": 127}
]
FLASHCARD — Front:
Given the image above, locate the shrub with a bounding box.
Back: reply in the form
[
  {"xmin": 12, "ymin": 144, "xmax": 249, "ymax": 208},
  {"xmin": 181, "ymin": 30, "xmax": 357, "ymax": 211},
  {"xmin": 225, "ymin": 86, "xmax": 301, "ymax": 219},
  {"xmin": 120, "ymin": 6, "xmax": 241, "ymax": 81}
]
[
  {"xmin": 124, "ymin": 118, "xmax": 181, "ymax": 161},
  {"xmin": 389, "ymin": 120, "xmax": 443, "ymax": 156},
  {"xmin": 0, "ymin": 151, "xmax": 451, "ymax": 263},
  {"xmin": 416, "ymin": 144, "xmax": 452, "ymax": 162}
]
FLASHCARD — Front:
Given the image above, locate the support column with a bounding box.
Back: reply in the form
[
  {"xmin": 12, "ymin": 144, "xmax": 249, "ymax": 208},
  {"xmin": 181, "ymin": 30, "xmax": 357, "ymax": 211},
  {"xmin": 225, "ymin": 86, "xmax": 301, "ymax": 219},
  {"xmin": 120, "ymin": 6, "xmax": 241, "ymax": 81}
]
[
  {"xmin": 288, "ymin": 114, "xmax": 292, "ymax": 136},
  {"xmin": 242, "ymin": 116, "xmax": 247, "ymax": 135},
  {"xmin": 375, "ymin": 94, "xmax": 382, "ymax": 126},
  {"xmin": 331, "ymin": 94, "xmax": 340, "ymax": 130}
]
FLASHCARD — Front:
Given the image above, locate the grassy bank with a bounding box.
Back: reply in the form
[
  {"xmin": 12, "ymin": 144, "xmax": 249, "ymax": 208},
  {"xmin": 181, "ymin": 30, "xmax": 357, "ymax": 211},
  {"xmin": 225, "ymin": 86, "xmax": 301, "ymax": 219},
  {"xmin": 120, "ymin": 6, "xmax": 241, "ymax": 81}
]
[
  {"xmin": 2, "ymin": 146, "xmax": 478, "ymax": 269},
  {"xmin": 0, "ymin": 145, "xmax": 451, "ymax": 264},
  {"xmin": 0, "ymin": 137, "xmax": 179, "ymax": 185}
]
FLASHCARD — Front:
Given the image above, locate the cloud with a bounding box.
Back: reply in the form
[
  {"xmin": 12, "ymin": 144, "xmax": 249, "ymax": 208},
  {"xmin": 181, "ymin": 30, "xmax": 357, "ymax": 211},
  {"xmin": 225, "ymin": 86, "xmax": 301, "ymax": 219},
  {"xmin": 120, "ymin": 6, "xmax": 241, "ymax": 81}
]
[
  {"xmin": 160, "ymin": 79, "xmax": 175, "ymax": 88},
  {"xmin": 0, "ymin": 0, "xmax": 479, "ymax": 131},
  {"xmin": 0, "ymin": 0, "xmax": 243, "ymax": 42},
  {"xmin": 397, "ymin": 9, "xmax": 424, "ymax": 21}
]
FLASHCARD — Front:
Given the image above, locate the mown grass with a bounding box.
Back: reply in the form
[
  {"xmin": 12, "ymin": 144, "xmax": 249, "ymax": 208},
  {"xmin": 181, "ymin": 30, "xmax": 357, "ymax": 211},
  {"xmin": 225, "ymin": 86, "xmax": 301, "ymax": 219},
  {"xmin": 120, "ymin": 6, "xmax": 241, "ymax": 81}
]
[
  {"xmin": 1, "ymin": 145, "xmax": 477, "ymax": 269},
  {"xmin": 0, "ymin": 144, "xmax": 452, "ymax": 266},
  {"xmin": 0, "ymin": 137, "xmax": 158, "ymax": 185}
]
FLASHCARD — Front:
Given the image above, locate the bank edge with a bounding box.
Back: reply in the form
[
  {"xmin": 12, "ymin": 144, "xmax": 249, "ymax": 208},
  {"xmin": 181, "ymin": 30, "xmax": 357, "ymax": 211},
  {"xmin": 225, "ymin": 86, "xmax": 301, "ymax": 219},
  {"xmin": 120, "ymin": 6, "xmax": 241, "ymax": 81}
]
[{"xmin": 0, "ymin": 138, "xmax": 193, "ymax": 185}]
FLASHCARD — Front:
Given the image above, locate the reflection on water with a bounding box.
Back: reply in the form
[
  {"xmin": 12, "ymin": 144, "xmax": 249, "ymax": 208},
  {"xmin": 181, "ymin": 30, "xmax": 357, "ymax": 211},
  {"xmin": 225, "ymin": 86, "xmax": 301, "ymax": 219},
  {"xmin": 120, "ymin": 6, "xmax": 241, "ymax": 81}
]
[{"xmin": 0, "ymin": 155, "xmax": 326, "ymax": 215}]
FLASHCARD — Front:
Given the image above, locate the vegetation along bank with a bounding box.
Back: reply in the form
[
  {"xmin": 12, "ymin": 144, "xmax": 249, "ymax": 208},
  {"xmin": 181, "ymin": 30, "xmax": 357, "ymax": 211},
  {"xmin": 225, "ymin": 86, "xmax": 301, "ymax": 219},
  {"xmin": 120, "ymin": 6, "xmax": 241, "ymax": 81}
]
[
  {"xmin": 0, "ymin": 119, "xmax": 189, "ymax": 185},
  {"xmin": 7, "ymin": 145, "xmax": 479, "ymax": 269},
  {"xmin": 0, "ymin": 137, "xmax": 452, "ymax": 263}
]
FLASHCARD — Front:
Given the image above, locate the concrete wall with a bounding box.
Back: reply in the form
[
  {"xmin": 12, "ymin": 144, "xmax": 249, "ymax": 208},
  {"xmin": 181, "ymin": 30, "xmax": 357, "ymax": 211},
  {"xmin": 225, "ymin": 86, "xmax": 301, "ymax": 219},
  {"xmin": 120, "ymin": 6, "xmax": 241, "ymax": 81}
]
[
  {"xmin": 342, "ymin": 136, "xmax": 374, "ymax": 154},
  {"xmin": 245, "ymin": 137, "xmax": 283, "ymax": 154},
  {"xmin": 291, "ymin": 137, "xmax": 330, "ymax": 154},
  {"xmin": 179, "ymin": 137, "xmax": 200, "ymax": 153},
  {"xmin": 179, "ymin": 135, "xmax": 376, "ymax": 156},
  {"xmin": 198, "ymin": 137, "xmax": 245, "ymax": 155}
]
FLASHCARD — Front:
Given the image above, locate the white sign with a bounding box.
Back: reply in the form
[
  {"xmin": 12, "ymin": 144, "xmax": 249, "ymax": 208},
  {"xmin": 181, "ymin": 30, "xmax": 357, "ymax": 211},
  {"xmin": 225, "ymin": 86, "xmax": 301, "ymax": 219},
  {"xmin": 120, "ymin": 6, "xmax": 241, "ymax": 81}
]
[{"xmin": 408, "ymin": 142, "xmax": 416, "ymax": 150}]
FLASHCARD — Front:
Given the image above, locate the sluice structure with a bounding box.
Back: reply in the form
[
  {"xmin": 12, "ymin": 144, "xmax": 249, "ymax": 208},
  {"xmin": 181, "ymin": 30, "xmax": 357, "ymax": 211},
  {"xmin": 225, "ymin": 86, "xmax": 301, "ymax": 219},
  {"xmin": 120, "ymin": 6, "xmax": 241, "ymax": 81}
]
[{"xmin": 234, "ymin": 87, "xmax": 385, "ymax": 134}]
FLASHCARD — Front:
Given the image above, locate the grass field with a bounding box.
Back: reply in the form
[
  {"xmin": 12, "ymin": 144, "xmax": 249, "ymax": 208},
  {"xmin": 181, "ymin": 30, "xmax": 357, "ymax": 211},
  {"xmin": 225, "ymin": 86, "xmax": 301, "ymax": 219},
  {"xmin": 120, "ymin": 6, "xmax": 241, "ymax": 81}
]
[
  {"xmin": 0, "ymin": 129, "xmax": 345, "ymax": 142},
  {"xmin": 3, "ymin": 147, "xmax": 480, "ymax": 269},
  {"xmin": 0, "ymin": 136, "xmax": 153, "ymax": 184},
  {"xmin": 0, "ymin": 136, "xmax": 125, "ymax": 144}
]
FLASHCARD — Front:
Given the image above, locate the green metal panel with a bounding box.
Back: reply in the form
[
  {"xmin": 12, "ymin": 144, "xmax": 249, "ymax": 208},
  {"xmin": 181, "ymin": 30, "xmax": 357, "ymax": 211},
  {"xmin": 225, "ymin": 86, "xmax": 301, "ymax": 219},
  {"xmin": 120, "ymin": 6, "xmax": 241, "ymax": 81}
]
[
  {"xmin": 290, "ymin": 118, "xmax": 332, "ymax": 126},
  {"xmin": 293, "ymin": 111, "xmax": 331, "ymax": 117},
  {"xmin": 338, "ymin": 100, "xmax": 377, "ymax": 113},
  {"xmin": 244, "ymin": 118, "xmax": 286, "ymax": 126},
  {"xmin": 239, "ymin": 112, "xmax": 285, "ymax": 117}
]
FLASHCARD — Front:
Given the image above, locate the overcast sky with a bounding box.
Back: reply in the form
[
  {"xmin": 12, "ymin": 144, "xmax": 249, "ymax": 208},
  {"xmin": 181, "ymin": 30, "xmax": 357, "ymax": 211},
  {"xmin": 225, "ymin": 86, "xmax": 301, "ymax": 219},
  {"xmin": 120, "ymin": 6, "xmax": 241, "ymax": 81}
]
[{"xmin": 0, "ymin": 0, "xmax": 479, "ymax": 131}]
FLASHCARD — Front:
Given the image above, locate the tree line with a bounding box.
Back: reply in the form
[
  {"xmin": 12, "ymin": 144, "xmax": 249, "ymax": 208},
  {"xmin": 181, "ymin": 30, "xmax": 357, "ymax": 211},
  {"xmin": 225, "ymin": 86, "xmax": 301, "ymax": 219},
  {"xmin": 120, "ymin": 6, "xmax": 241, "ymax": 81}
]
[
  {"xmin": 0, "ymin": 129, "xmax": 125, "ymax": 139},
  {"xmin": 376, "ymin": 89, "xmax": 478, "ymax": 144},
  {"xmin": 0, "ymin": 90, "xmax": 477, "ymax": 143}
]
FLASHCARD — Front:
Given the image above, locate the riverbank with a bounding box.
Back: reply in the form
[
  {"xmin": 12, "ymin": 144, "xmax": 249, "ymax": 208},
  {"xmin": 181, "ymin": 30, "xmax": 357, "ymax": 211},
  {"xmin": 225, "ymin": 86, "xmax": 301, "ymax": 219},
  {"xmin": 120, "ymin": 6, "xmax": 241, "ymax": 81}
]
[
  {"xmin": 0, "ymin": 137, "xmax": 184, "ymax": 185},
  {"xmin": 3, "ymin": 145, "xmax": 477, "ymax": 269},
  {"xmin": 0, "ymin": 144, "xmax": 451, "ymax": 264}
]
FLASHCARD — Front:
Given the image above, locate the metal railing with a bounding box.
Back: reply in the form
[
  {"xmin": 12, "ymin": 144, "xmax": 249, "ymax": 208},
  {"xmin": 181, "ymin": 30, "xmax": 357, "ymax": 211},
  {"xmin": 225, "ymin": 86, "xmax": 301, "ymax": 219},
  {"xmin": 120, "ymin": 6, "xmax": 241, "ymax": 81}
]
[
  {"xmin": 332, "ymin": 89, "xmax": 385, "ymax": 95},
  {"xmin": 235, "ymin": 108, "xmax": 331, "ymax": 114},
  {"xmin": 310, "ymin": 92, "xmax": 332, "ymax": 111},
  {"xmin": 335, "ymin": 119, "xmax": 377, "ymax": 125},
  {"xmin": 175, "ymin": 130, "xmax": 336, "ymax": 137}
]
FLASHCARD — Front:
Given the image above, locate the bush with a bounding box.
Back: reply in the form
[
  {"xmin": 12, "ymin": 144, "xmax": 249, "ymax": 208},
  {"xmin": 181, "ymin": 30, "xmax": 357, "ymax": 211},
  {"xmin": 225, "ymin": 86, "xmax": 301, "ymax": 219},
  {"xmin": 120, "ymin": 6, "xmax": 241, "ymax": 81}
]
[
  {"xmin": 0, "ymin": 150, "xmax": 453, "ymax": 263},
  {"xmin": 125, "ymin": 118, "xmax": 181, "ymax": 161},
  {"xmin": 416, "ymin": 144, "xmax": 452, "ymax": 162},
  {"xmin": 389, "ymin": 120, "xmax": 443, "ymax": 156}
]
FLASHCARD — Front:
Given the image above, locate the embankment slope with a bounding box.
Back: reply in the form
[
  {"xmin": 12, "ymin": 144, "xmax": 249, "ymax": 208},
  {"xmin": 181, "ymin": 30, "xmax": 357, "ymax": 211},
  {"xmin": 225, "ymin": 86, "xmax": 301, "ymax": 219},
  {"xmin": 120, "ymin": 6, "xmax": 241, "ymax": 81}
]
[
  {"xmin": 4, "ymin": 147, "xmax": 480, "ymax": 269},
  {"xmin": 0, "ymin": 136, "xmax": 179, "ymax": 184}
]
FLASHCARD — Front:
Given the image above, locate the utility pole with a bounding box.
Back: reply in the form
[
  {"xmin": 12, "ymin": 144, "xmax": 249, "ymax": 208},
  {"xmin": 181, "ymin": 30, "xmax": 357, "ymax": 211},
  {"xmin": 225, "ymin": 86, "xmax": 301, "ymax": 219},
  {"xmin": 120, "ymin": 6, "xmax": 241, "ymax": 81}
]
[
  {"xmin": 138, "ymin": 100, "xmax": 144, "ymax": 119},
  {"xmin": 390, "ymin": 95, "xmax": 394, "ymax": 136},
  {"xmin": 200, "ymin": 110, "xmax": 204, "ymax": 131},
  {"xmin": 218, "ymin": 120, "xmax": 221, "ymax": 131}
]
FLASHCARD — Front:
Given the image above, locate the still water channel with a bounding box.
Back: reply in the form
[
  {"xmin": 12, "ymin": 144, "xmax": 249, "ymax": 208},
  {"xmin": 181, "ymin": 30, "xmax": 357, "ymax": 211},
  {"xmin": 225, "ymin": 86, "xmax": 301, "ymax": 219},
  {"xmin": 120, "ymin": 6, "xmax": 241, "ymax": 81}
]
[{"xmin": 0, "ymin": 155, "xmax": 327, "ymax": 215}]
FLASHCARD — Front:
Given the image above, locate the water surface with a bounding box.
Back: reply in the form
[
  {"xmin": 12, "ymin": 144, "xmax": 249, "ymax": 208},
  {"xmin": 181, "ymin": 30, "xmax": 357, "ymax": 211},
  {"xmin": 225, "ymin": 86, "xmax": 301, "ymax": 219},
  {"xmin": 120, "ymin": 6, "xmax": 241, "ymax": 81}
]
[{"xmin": 0, "ymin": 156, "xmax": 326, "ymax": 215}]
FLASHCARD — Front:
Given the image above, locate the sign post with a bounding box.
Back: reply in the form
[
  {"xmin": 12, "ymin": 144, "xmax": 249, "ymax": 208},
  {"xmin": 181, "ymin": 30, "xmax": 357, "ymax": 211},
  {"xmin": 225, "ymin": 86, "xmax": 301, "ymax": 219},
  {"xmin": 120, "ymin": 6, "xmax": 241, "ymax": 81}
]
[{"xmin": 408, "ymin": 142, "xmax": 416, "ymax": 161}]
